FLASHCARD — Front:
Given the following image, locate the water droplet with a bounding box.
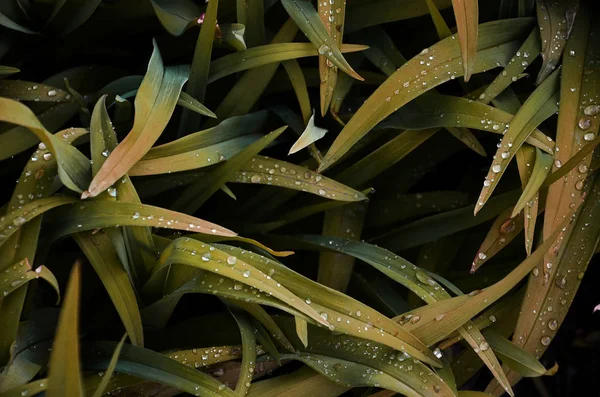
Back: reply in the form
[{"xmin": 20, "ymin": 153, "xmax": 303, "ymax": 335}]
[
  {"xmin": 554, "ymin": 159, "xmax": 562, "ymax": 168},
  {"xmin": 540, "ymin": 336, "xmax": 552, "ymax": 346},
  {"xmin": 318, "ymin": 44, "xmax": 330, "ymax": 55},
  {"xmin": 132, "ymin": 212, "xmax": 140, "ymax": 220},
  {"xmin": 579, "ymin": 117, "xmax": 592, "ymax": 130},
  {"xmin": 47, "ymin": 89, "xmax": 57, "ymax": 97},
  {"xmin": 234, "ymin": 284, "xmax": 242, "ymax": 290},
  {"xmin": 101, "ymin": 149, "xmax": 110, "ymax": 157},
  {"xmin": 12, "ymin": 216, "xmax": 26, "ymax": 227},
  {"xmin": 575, "ymin": 179, "xmax": 585, "ymax": 191},
  {"xmin": 107, "ymin": 187, "xmax": 117, "ymax": 197},
  {"xmin": 478, "ymin": 252, "xmax": 487, "ymax": 260},
  {"xmin": 500, "ymin": 151, "xmax": 509, "ymax": 159},
  {"xmin": 305, "ymin": 297, "xmax": 311, "ymax": 304},
  {"xmin": 578, "ymin": 163, "xmax": 589, "ymax": 173},
  {"xmin": 479, "ymin": 341, "xmax": 489, "ymax": 351},
  {"xmin": 489, "ymin": 315, "xmax": 497, "ymax": 323},
  {"xmin": 532, "ymin": 267, "xmax": 540, "ymax": 277},
  {"xmin": 227, "ymin": 256, "xmax": 237, "ymax": 265},
  {"xmin": 569, "ymin": 49, "xmax": 576, "ymax": 56},
  {"xmin": 242, "ymin": 270, "xmax": 251, "ymax": 278},
  {"xmin": 251, "ymin": 175, "xmax": 261, "ymax": 183},
  {"xmin": 555, "ymin": 275, "xmax": 567, "ymax": 289},
  {"xmin": 410, "ymin": 315, "xmax": 421, "ymax": 324},
  {"xmin": 548, "ymin": 319, "xmax": 558, "ymax": 330},
  {"xmin": 318, "ymin": 189, "xmax": 326, "ymax": 196},
  {"xmin": 584, "ymin": 104, "xmax": 600, "ymax": 116},
  {"xmin": 433, "ymin": 348, "xmax": 443, "ymax": 358},
  {"xmin": 218, "ymin": 384, "xmax": 226, "ymax": 391},
  {"xmin": 584, "ymin": 132, "xmax": 595, "ymax": 141},
  {"xmin": 492, "ymin": 164, "xmax": 502, "ymax": 173},
  {"xmin": 202, "ymin": 252, "xmax": 211, "ymax": 262}
]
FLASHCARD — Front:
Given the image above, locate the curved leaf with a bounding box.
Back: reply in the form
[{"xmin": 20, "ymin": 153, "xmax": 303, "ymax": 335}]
[
  {"xmin": 318, "ymin": 18, "xmax": 534, "ymax": 171},
  {"xmin": 84, "ymin": 40, "xmax": 188, "ymax": 198},
  {"xmin": 281, "ymin": 0, "xmax": 361, "ymax": 81},
  {"xmin": 475, "ymin": 68, "xmax": 560, "ymax": 214}
]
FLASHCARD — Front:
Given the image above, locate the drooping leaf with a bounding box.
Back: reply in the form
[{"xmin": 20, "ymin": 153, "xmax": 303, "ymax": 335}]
[
  {"xmin": 228, "ymin": 309, "xmax": 257, "ymax": 395},
  {"xmin": 475, "ymin": 68, "xmax": 560, "ymax": 214},
  {"xmin": 535, "ymin": 0, "xmax": 579, "ymax": 84},
  {"xmin": 318, "ymin": 18, "xmax": 534, "ymax": 171},
  {"xmin": 0, "ymin": 98, "xmax": 90, "ymax": 192},
  {"xmin": 281, "ymin": 0, "xmax": 362, "ymax": 81},
  {"xmin": 171, "ymin": 126, "xmax": 287, "ymax": 213},
  {"xmin": 81, "ymin": 342, "xmax": 237, "ymax": 397},
  {"xmin": 207, "ymin": 42, "xmax": 368, "ymax": 84},
  {"xmin": 43, "ymin": 200, "xmax": 237, "ymax": 240},
  {"xmin": 483, "ymin": 331, "xmax": 547, "ymax": 378}
]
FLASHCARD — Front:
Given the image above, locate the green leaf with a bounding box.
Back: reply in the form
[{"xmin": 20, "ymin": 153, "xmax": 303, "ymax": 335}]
[
  {"xmin": 450, "ymin": 0, "xmax": 478, "ymax": 80},
  {"xmin": 282, "ymin": 60, "xmax": 312, "ymax": 125},
  {"xmin": 512, "ymin": 148, "xmax": 552, "ymax": 217},
  {"xmin": 0, "ymin": 98, "xmax": 91, "ymax": 192},
  {"xmin": 280, "ymin": 352, "xmax": 426, "ymax": 396},
  {"xmin": 295, "ymin": 316, "xmax": 309, "ymax": 347},
  {"xmin": 318, "ymin": 18, "xmax": 534, "ymax": 171},
  {"xmin": 43, "ymin": 200, "xmax": 237, "ymax": 240},
  {"xmin": 381, "ymin": 93, "xmax": 554, "ymax": 154},
  {"xmin": 318, "ymin": 203, "xmax": 367, "ymax": 292},
  {"xmin": 179, "ymin": 0, "xmax": 218, "ymax": 134},
  {"xmin": 150, "ymin": 0, "xmax": 201, "ymax": 36},
  {"xmin": 171, "ymin": 126, "xmax": 287, "ymax": 213},
  {"xmin": 479, "ymin": 29, "xmax": 541, "ymax": 103},
  {"xmin": 475, "ymin": 68, "xmax": 560, "ymax": 214},
  {"xmin": 281, "ymin": 0, "xmax": 362, "ymax": 81},
  {"xmin": 82, "ymin": 342, "xmax": 236, "ymax": 397},
  {"xmin": 425, "ymin": 0, "xmax": 452, "ymax": 39},
  {"xmin": 483, "ymin": 331, "xmax": 547, "ymax": 377},
  {"xmin": 148, "ymin": 238, "xmax": 332, "ymax": 329},
  {"xmin": 0, "ymin": 103, "xmax": 79, "ymax": 160},
  {"xmin": 177, "ymin": 92, "xmax": 217, "ymax": 118},
  {"xmin": 344, "ymin": 0, "xmax": 453, "ymax": 33},
  {"xmin": 91, "ymin": 334, "xmax": 128, "ymax": 397},
  {"xmin": 317, "ymin": 0, "xmax": 346, "ymax": 115},
  {"xmin": 217, "ymin": 244, "xmax": 441, "ymax": 367},
  {"xmin": 231, "ymin": 155, "xmax": 366, "ymax": 202},
  {"xmin": 207, "ymin": 42, "xmax": 368, "ymax": 84},
  {"xmin": 73, "ymin": 232, "xmax": 143, "ymax": 347},
  {"xmin": 228, "ymin": 309, "xmax": 256, "ymax": 395},
  {"xmin": 84, "ymin": 40, "xmax": 188, "ymax": 198},
  {"xmin": 535, "ymin": 0, "xmax": 579, "ymax": 84},
  {"xmin": 247, "ymin": 367, "xmax": 348, "ymax": 397},
  {"xmin": 46, "ymin": 263, "xmax": 83, "ymax": 397}
]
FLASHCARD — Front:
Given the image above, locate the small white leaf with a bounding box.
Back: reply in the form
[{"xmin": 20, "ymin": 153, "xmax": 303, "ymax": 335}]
[{"xmin": 289, "ymin": 111, "xmax": 327, "ymax": 154}]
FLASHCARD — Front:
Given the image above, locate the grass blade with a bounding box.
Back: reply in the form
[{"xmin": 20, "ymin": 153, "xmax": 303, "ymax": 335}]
[
  {"xmin": 511, "ymin": 148, "xmax": 552, "ymax": 217},
  {"xmin": 451, "ymin": 0, "xmax": 478, "ymax": 81},
  {"xmin": 91, "ymin": 334, "xmax": 128, "ymax": 397},
  {"xmin": 46, "ymin": 263, "xmax": 83, "ymax": 397},
  {"xmin": 535, "ymin": 0, "xmax": 579, "ymax": 84},
  {"xmin": 281, "ymin": 0, "xmax": 362, "ymax": 81},
  {"xmin": 318, "ymin": 18, "xmax": 534, "ymax": 171},
  {"xmin": 475, "ymin": 68, "xmax": 560, "ymax": 214},
  {"xmin": 318, "ymin": 0, "xmax": 346, "ymax": 114},
  {"xmin": 74, "ymin": 231, "xmax": 143, "ymax": 347},
  {"xmin": 84, "ymin": 41, "xmax": 188, "ymax": 198}
]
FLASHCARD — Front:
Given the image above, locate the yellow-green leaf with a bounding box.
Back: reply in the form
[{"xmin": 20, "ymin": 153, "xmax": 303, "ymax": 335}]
[
  {"xmin": 451, "ymin": 0, "xmax": 478, "ymax": 80},
  {"xmin": 46, "ymin": 263, "xmax": 83, "ymax": 397},
  {"xmin": 318, "ymin": 18, "xmax": 534, "ymax": 171}
]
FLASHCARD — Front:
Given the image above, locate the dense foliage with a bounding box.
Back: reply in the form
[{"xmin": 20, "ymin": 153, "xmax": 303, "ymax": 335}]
[{"xmin": 0, "ymin": 0, "xmax": 598, "ymax": 396}]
